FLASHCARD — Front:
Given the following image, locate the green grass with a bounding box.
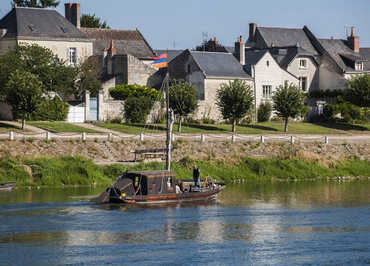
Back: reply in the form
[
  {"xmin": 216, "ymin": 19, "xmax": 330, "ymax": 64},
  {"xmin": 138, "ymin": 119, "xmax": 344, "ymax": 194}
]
[
  {"xmin": 28, "ymin": 121, "xmax": 101, "ymax": 133},
  {"xmin": 0, "ymin": 122, "xmax": 21, "ymax": 133},
  {"xmin": 0, "ymin": 155, "xmax": 369, "ymax": 187},
  {"xmin": 95, "ymin": 121, "xmax": 359, "ymax": 135}
]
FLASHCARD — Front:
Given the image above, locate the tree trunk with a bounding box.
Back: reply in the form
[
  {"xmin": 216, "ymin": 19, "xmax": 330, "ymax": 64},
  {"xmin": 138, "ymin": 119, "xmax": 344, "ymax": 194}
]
[
  {"xmin": 232, "ymin": 119, "xmax": 236, "ymax": 133},
  {"xmin": 178, "ymin": 116, "xmax": 182, "ymax": 133},
  {"xmin": 284, "ymin": 117, "xmax": 289, "ymax": 132}
]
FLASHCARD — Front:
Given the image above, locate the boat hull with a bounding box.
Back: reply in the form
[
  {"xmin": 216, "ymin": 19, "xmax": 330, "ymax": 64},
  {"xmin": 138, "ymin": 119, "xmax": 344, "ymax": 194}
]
[
  {"xmin": 110, "ymin": 186, "xmax": 225, "ymax": 204},
  {"xmin": 0, "ymin": 182, "xmax": 16, "ymax": 192}
]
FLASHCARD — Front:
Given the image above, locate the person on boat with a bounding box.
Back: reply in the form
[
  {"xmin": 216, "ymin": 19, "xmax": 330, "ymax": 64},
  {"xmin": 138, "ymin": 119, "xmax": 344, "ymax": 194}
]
[{"xmin": 193, "ymin": 165, "xmax": 201, "ymax": 188}]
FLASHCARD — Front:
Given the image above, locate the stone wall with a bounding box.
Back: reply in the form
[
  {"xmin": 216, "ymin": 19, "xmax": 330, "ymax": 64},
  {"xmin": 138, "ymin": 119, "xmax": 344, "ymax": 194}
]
[{"xmin": 0, "ymin": 39, "xmax": 16, "ymax": 54}]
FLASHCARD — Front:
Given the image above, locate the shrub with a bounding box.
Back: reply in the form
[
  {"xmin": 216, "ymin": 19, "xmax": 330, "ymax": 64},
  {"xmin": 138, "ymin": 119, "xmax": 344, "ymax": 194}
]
[
  {"xmin": 30, "ymin": 98, "xmax": 69, "ymax": 121},
  {"xmin": 111, "ymin": 117, "xmax": 122, "ymax": 124},
  {"xmin": 124, "ymin": 96, "xmax": 154, "ymax": 123},
  {"xmin": 257, "ymin": 102, "xmax": 272, "ymax": 122}
]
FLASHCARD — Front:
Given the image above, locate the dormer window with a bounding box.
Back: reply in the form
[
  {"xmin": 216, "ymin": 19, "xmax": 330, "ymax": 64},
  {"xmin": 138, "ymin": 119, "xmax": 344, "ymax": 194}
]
[
  {"xmin": 299, "ymin": 59, "xmax": 307, "ymax": 69},
  {"xmin": 28, "ymin": 25, "xmax": 37, "ymax": 32},
  {"xmin": 61, "ymin": 27, "xmax": 69, "ymax": 33},
  {"xmin": 355, "ymin": 62, "xmax": 363, "ymax": 71}
]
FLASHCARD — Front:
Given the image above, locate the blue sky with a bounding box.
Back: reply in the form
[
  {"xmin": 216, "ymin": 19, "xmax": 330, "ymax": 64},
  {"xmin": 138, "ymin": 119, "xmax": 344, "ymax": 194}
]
[{"xmin": 1, "ymin": 0, "xmax": 370, "ymax": 49}]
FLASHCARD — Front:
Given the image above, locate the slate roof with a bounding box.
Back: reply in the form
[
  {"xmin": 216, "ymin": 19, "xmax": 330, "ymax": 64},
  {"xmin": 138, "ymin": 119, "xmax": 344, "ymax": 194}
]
[
  {"xmin": 318, "ymin": 39, "xmax": 367, "ymax": 72},
  {"xmin": 155, "ymin": 49, "xmax": 183, "ymax": 62},
  {"xmin": 0, "ymin": 7, "xmax": 89, "ymax": 40},
  {"xmin": 360, "ymin": 48, "xmax": 370, "ymax": 71},
  {"xmin": 256, "ymin": 27, "xmax": 318, "ymax": 55},
  {"xmin": 81, "ymin": 28, "xmax": 155, "ymax": 59},
  {"xmin": 190, "ymin": 51, "xmax": 251, "ymax": 79},
  {"xmin": 245, "ymin": 50, "xmax": 268, "ymax": 66}
]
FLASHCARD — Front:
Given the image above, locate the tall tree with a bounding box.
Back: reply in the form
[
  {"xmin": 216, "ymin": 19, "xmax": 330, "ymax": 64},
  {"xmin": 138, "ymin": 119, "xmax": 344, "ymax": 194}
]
[
  {"xmin": 0, "ymin": 44, "xmax": 77, "ymax": 98},
  {"xmin": 5, "ymin": 70, "xmax": 43, "ymax": 129},
  {"xmin": 77, "ymin": 57, "xmax": 102, "ymax": 97},
  {"xmin": 344, "ymin": 74, "xmax": 370, "ymax": 108},
  {"xmin": 216, "ymin": 79, "xmax": 254, "ymax": 133},
  {"xmin": 13, "ymin": 0, "xmax": 59, "ymax": 8},
  {"xmin": 169, "ymin": 80, "xmax": 198, "ymax": 132},
  {"xmin": 272, "ymin": 82, "xmax": 306, "ymax": 132},
  {"xmin": 81, "ymin": 14, "xmax": 110, "ymax": 29}
]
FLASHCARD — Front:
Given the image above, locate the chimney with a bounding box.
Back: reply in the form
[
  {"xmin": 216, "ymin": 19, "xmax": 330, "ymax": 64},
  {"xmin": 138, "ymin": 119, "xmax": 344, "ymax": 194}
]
[
  {"xmin": 65, "ymin": 3, "xmax": 80, "ymax": 29},
  {"xmin": 248, "ymin": 23, "xmax": 257, "ymax": 42},
  {"xmin": 347, "ymin": 27, "xmax": 359, "ymax": 53},
  {"xmin": 235, "ymin": 36, "xmax": 245, "ymax": 65},
  {"xmin": 109, "ymin": 40, "xmax": 117, "ymax": 55}
]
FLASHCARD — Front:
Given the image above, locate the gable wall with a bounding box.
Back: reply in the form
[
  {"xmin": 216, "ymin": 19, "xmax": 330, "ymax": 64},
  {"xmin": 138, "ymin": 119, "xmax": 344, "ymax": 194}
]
[{"xmin": 287, "ymin": 56, "xmax": 319, "ymax": 91}]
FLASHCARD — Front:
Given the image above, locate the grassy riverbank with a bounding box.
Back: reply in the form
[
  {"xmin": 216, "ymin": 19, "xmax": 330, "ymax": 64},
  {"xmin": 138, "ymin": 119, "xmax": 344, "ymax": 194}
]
[{"xmin": 0, "ymin": 155, "xmax": 369, "ymax": 187}]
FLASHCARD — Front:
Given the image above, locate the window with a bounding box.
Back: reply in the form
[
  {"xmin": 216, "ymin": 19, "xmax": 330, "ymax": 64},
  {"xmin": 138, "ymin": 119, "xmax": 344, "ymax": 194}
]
[
  {"xmin": 299, "ymin": 77, "xmax": 307, "ymax": 91},
  {"xmin": 299, "ymin": 59, "xmax": 307, "ymax": 69},
  {"xmin": 266, "ymin": 60, "xmax": 270, "ymax": 67},
  {"xmin": 187, "ymin": 64, "xmax": 191, "ymax": 73},
  {"xmin": 262, "ymin": 85, "xmax": 272, "ymax": 99},
  {"xmin": 68, "ymin": 48, "xmax": 77, "ymax": 65},
  {"xmin": 355, "ymin": 62, "xmax": 363, "ymax": 71}
]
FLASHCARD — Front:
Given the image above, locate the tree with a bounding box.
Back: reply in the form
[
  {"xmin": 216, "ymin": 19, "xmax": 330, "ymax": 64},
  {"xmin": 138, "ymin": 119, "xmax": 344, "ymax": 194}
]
[
  {"xmin": 5, "ymin": 70, "xmax": 43, "ymax": 129},
  {"xmin": 216, "ymin": 79, "xmax": 254, "ymax": 133},
  {"xmin": 13, "ymin": 0, "xmax": 59, "ymax": 8},
  {"xmin": 344, "ymin": 74, "xmax": 370, "ymax": 108},
  {"xmin": 81, "ymin": 14, "xmax": 110, "ymax": 29},
  {"xmin": 0, "ymin": 44, "xmax": 77, "ymax": 98},
  {"xmin": 77, "ymin": 57, "xmax": 102, "ymax": 97},
  {"xmin": 257, "ymin": 102, "xmax": 272, "ymax": 122},
  {"xmin": 272, "ymin": 82, "xmax": 306, "ymax": 132},
  {"xmin": 169, "ymin": 80, "xmax": 198, "ymax": 132}
]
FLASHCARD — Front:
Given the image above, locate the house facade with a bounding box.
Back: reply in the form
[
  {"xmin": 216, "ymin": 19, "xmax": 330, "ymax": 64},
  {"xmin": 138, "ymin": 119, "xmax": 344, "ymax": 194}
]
[{"xmin": 169, "ymin": 50, "xmax": 253, "ymax": 120}]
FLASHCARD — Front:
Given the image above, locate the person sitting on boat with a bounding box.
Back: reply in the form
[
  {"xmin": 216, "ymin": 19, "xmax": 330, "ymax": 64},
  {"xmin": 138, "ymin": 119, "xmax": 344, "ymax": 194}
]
[{"xmin": 193, "ymin": 165, "xmax": 201, "ymax": 188}]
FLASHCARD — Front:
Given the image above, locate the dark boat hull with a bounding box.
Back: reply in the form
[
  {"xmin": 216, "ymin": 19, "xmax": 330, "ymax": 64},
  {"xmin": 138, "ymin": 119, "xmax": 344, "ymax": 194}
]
[{"xmin": 109, "ymin": 186, "xmax": 225, "ymax": 204}]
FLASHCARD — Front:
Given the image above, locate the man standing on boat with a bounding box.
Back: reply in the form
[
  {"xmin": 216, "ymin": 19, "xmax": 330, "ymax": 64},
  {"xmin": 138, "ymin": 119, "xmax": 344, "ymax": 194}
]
[{"xmin": 193, "ymin": 165, "xmax": 201, "ymax": 188}]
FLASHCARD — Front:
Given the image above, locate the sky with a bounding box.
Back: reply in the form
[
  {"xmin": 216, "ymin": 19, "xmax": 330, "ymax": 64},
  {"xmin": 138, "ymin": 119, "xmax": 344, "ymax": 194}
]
[{"xmin": 1, "ymin": 0, "xmax": 370, "ymax": 50}]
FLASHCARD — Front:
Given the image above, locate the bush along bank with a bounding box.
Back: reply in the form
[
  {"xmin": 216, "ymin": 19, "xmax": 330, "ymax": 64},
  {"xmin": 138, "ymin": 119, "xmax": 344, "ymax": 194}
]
[{"xmin": 0, "ymin": 155, "xmax": 369, "ymax": 187}]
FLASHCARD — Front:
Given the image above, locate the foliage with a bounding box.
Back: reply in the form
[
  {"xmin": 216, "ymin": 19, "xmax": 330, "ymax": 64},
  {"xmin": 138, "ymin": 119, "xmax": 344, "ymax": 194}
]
[
  {"xmin": 308, "ymin": 89, "xmax": 344, "ymax": 99},
  {"xmin": 124, "ymin": 96, "xmax": 154, "ymax": 123},
  {"xmin": 77, "ymin": 57, "xmax": 102, "ymax": 97},
  {"xmin": 257, "ymin": 102, "xmax": 272, "ymax": 122},
  {"xmin": 272, "ymin": 82, "xmax": 306, "ymax": 132},
  {"xmin": 5, "ymin": 70, "xmax": 43, "ymax": 128},
  {"xmin": 81, "ymin": 14, "xmax": 110, "ymax": 29},
  {"xmin": 29, "ymin": 97, "xmax": 69, "ymax": 121},
  {"xmin": 13, "ymin": 0, "xmax": 59, "ymax": 8},
  {"xmin": 169, "ymin": 80, "xmax": 198, "ymax": 132},
  {"xmin": 344, "ymin": 74, "xmax": 370, "ymax": 108},
  {"xmin": 0, "ymin": 44, "xmax": 77, "ymax": 98},
  {"xmin": 109, "ymin": 84, "xmax": 160, "ymax": 101},
  {"xmin": 216, "ymin": 79, "xmax": 254, "ymax": 133}
]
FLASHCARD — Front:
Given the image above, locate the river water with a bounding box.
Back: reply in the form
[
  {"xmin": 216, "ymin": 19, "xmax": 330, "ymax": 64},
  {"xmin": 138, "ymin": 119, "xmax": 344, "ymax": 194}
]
[{"xmin": 0, "ymin": 181, "xmax": 369, "ymax": 265}]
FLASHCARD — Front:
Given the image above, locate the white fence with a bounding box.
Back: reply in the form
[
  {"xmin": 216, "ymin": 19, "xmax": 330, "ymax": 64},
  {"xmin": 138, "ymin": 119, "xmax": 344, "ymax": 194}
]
[{"xmin": 1, "ymin": 130, "xmax": 369, "ymax": 144}]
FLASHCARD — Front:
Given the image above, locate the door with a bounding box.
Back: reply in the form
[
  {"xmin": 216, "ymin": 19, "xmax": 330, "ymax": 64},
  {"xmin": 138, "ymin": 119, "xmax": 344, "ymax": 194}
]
[{"xmin": 90, "ymin": 97, "xmax": 98, "ymax": 121}]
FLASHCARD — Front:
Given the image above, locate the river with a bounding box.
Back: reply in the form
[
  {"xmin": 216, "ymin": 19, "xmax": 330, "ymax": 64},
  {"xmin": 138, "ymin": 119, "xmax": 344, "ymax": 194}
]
[{"xmin": 0, "ymin": 181, "xmax": 369, "ymax": 265}]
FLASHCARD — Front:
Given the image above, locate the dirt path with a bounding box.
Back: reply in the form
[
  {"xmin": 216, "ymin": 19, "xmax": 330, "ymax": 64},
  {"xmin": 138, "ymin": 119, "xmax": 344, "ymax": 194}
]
[{"xmin": 0, "ymin": 120, "xmax": 46, "ymax": 133}]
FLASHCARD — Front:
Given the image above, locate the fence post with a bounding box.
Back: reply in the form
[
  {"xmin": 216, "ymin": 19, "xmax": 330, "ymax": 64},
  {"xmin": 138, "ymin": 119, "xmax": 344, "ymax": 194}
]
[
  {"xmin": 172, "ymin": 134, "xmax": 176, "ymax": 142},
  {"xmin": 260, "ymin": 136, "xmax": 265, "ymax": 144},
  {"xmin": 46, "ymin": 131, "xmax": 51, "ymax": 141},
  {"xmin": 140, "ymin": 133, "xmax": 144, "ymax": 142},
  {"xmin": 108, "ymin": 132, "xmax": 113, "ymax": 142},
  {"xmin": 324, "ymin": 136, "xmax": 329, "ymax": 144},
  {"xmin": 201, "ymin": 134, "xmax": 205, "ymax": 143},
  {"xmin": 82, "ymin": 132, "xmax": 86, "ymax": 141},
  {"xmin": 231, "ymin": 134, "xmax": 236, "ymax": 143},
  {"xmin": 290, "ymin": 136, "xmax": 295, "ymax": 144},
  {"xmin": 9, "ymin": 131, "xmax": 14, "ymax": 141}
]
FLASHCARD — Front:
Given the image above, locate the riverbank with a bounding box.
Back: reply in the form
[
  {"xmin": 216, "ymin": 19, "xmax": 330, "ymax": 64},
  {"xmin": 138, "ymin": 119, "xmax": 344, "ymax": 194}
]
[{"xmin": 0, "ymin": 155, "xmax": 369, "ymax": 187}]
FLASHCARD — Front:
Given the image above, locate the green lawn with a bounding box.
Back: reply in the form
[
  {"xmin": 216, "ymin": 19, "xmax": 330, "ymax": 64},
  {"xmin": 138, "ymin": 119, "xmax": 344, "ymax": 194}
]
[
  {"xmin": 95, "ymin": 121, "xmax": 369, "ymax": 135},
  {"xmin": 0, "ymin": 122, "xmax": 21, "ymax": 133},
  {"xmin": 28, "ymin": 122, "xmax": 101, "ymax": 133}
]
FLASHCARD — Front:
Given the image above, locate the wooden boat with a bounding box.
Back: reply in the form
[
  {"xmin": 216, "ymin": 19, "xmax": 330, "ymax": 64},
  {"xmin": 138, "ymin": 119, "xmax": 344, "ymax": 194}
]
[
  {"xmin": 92, "ymin": 170, "xmax": 225, "ymax": 204},
  {"xmin": 0, "ymin": 182, "xmax": 16, "ymax": 191},
  {"xmin": 92, "ymin": 58, "xmax": 225, "ymax": 205}
]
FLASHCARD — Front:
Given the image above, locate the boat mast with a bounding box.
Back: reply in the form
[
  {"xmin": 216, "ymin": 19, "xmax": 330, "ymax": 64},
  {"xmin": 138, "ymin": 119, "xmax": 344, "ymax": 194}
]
[{"xmin": 165, "ymin": 53, "xmax": 173, "ymax": 171}]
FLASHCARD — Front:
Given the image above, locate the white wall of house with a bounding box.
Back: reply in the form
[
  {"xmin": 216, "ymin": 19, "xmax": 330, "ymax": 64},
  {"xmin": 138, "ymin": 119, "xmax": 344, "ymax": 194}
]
[
  {"xmin": 253, "ymin": 52, "xmax": 299, "ymax": 108},
  {"xmin": 17, "ymin": 39, "xmax": 93, "ymax": 64},
  {"xmin": 287, "ymin": 56, "xmax": 318, "ymax": 91}
]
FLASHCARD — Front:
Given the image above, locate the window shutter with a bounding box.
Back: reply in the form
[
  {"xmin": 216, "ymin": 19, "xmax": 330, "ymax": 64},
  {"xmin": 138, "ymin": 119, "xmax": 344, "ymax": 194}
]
[
  {"xmin": 76, "ymin": 48, "xmax": 79, "ymax": 65},
  {"xmin": 66, "ymin": 48, "xmax": 70, "ymax": 65}
]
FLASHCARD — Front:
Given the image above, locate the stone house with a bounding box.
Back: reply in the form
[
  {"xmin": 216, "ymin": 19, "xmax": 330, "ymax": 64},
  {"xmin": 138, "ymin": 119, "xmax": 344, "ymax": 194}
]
[
  {"xmin": 0, "ymin": 4, "xmax": 94, "ymax": 122},
  {"xmin": 245, "ymin": 23, "xmax": 370, "ymax": 91},
  {"xmin": 169, "ymin": 50, "xmax": 253, "ymax": 120}
]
